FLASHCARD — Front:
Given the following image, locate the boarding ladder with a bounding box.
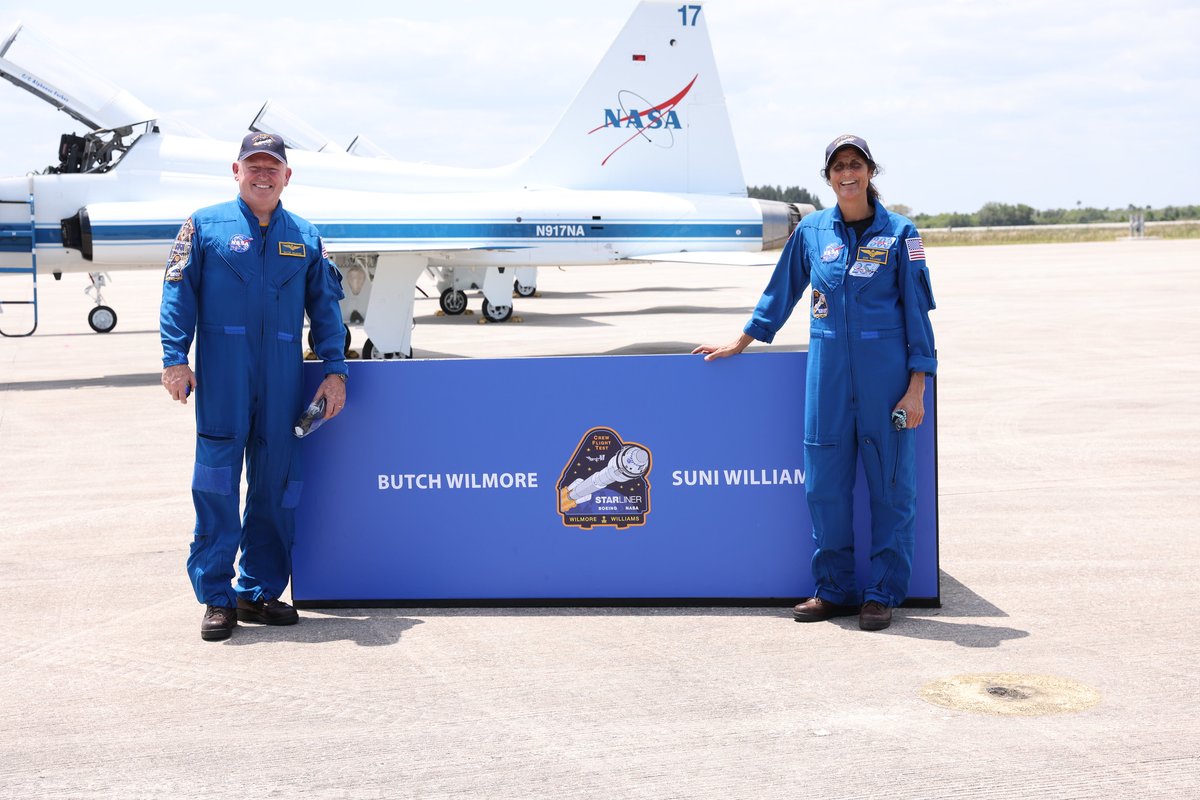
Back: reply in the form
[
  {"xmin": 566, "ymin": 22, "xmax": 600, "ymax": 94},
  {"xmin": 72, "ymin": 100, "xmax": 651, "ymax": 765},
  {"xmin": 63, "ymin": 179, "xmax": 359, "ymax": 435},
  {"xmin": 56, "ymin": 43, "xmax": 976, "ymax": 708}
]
[{"xmin": 0, "ymin": 193, "xmax": 38, "ymax": 337}]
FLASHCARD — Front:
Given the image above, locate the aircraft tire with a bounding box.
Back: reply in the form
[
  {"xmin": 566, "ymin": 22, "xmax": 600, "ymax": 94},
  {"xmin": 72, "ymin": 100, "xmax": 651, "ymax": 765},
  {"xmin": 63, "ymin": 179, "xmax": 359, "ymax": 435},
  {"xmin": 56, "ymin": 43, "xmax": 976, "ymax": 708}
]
[
  {"xmin": 307, "ymin": 327, "xmax": 355, "ymax": 356},
  {"xmin": 513, "ymin": 280, "xmax": 537, "ymax": 298},
  {"xmin": 481, "ymin": 299, "xmax": 513, "ymax": 323},
  {"xmin": 88, "ymin": 305, "xmax": 117, "ymax": 333},
  {"xmin": 439, "ymin": 288, "xmax": 468, "ymax": 315},
  {"xmin": 362, "ymin": 338, "xmax": 412, "ymax": 360}
]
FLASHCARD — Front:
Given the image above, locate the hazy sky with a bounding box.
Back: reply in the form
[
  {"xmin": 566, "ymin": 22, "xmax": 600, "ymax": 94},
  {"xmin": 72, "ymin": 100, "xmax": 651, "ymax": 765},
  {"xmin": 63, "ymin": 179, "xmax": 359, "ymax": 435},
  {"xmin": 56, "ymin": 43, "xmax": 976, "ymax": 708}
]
[{"xmin": 1, "ymin": 0, "xmax": 1195, "ymax": 214}]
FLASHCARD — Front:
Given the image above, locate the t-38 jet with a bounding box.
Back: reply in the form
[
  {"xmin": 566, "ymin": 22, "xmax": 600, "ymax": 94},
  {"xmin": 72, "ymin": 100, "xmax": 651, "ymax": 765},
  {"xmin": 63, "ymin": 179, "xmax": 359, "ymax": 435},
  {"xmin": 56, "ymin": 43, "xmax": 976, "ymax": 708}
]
[{"xmin": 0, "ymin": 1, "xmax": 809, "ymax": 356}]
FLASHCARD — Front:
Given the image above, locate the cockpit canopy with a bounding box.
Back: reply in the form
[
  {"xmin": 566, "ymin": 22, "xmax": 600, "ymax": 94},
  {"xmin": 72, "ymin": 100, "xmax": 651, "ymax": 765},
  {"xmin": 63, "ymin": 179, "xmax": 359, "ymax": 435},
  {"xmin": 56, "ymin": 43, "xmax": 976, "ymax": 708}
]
[
  {"xmin": 0, "ymin": 23, "xmax": 157, "ymax": 131},
  {"xmin": 0, "ymin": 23, "xmax": 160, "ymax": 174}
]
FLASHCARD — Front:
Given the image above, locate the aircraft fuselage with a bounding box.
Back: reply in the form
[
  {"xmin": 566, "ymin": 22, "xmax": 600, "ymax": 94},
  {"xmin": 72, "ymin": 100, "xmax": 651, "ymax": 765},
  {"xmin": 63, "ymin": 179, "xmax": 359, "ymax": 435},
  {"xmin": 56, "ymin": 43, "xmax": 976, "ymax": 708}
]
[{"xmin": 2, "ymin": 131, "xmax": 770, "ymax": 276}]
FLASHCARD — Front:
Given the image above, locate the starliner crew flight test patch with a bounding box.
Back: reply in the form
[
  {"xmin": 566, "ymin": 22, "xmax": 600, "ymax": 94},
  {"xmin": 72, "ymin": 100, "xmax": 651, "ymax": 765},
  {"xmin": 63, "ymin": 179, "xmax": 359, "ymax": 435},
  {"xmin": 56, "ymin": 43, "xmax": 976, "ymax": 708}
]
[{"xmin": 557, "ymin": 427, "xmax": 652, "ymax": 529}]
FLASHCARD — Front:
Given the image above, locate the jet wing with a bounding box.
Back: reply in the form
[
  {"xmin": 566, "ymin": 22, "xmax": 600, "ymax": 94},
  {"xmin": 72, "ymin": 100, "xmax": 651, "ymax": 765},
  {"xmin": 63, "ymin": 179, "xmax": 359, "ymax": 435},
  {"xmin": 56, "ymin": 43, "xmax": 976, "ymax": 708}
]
[
  {"xmin": 323, "ymin": 241, "xmax": 529, "ymax": 255},
  {"xmin": 619, "ymin": 251, "xmax": 783, "ymax": 267}
]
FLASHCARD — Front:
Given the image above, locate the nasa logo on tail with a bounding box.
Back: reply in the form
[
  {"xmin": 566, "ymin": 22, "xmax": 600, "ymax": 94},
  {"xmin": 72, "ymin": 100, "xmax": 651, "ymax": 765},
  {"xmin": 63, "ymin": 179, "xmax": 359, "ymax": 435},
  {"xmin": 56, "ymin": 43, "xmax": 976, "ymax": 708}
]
[{"xmin": 589, "ymin": 75, "xmax": 698, "ymax": 165}]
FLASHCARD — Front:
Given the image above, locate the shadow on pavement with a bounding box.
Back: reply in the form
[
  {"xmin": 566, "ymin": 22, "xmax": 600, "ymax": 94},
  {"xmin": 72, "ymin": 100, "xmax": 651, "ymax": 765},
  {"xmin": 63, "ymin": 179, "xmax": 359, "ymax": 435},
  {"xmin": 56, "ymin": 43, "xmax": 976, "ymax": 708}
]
[
  {"xmin": 910, "ymin": 571, "xmax": 1008, "ymax": 618},
  {"xmin": 862, "ymin": 617, "xmax": 1030, "ymax": 648},
  {"xmin": 227, "ymin": 612, "xmax": 425, "ymax": 647},
  {"xmin": 1, "ymin": 372, "xmax": 162, "ymax": 391}
]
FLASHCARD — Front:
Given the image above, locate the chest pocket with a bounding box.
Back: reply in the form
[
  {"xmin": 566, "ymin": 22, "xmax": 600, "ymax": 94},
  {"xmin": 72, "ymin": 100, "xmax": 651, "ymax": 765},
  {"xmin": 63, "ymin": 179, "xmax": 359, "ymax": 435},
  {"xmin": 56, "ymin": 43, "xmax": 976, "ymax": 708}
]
[
  {"xmin": 811, "ymin": 239, "xmax": 848, "ymax": 291},
  {"xmin": 272, "ymin": 256, "xmax": 307, "ymax": 290},
  {"xmin": 212, "ymin": 241, "xmax": 251, "ymax": 282},
  {"xmin": 850, "ymin": 236, "xmax": 898, "ymax": 280}
]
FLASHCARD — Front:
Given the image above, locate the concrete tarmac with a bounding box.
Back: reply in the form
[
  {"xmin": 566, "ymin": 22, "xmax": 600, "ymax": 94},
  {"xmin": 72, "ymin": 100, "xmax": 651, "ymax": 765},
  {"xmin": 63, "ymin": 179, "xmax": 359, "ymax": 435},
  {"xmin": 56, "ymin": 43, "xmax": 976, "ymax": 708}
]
[{"xmin": 1, "ymin": 239, "xmax": 1198, "ymax": 799}]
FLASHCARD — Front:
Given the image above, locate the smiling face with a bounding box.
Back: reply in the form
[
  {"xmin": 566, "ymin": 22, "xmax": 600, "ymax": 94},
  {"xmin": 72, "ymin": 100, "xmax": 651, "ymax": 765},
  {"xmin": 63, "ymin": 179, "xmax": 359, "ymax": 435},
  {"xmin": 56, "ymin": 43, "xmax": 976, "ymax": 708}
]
[
  {"xmin": 827, "ymin": 146, "xmax": 873, "ymax": 213},
  {"xmin": 233, "ymin": 152, "xmax": 291, "ymax": 222}
]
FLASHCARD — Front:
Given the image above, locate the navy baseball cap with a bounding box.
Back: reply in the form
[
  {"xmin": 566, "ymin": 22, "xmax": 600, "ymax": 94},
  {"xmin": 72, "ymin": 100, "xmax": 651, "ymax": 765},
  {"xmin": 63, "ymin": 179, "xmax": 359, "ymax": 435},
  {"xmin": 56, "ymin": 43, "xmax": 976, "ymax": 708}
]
[
  {"xmin": 238, "ymin": 132, "xmax": 287, "ymax": 164},
  {"xmin": 824, "ymin": 134, "xmax": 872, "ymax": 168}
]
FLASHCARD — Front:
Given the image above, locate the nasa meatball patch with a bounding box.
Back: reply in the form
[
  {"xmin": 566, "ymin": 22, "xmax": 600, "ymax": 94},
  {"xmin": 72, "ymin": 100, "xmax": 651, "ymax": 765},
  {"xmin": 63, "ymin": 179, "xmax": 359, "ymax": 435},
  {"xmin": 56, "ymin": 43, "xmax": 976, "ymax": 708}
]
[{"xmin": 820, "ymin": 243, "xmax": 845, "ymax": 263}]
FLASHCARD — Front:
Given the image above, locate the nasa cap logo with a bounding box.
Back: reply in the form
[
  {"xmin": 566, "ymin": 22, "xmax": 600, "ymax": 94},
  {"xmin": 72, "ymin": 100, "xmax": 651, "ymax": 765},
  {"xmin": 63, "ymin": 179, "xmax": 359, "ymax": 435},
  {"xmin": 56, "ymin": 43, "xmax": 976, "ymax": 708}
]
[
  {"xmin": 238, "ymin": 132, "xmax": 287, "ymax": 165},
  {"xmin": 824, "ymin": 134, "xmax": 872, "ymax": 168}
]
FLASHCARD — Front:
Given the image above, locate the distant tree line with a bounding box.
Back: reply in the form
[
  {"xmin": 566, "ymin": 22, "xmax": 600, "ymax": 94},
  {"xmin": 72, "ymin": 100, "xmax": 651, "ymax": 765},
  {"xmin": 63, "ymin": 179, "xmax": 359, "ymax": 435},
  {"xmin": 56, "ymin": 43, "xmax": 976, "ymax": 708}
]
[
  {"xmin": 745, "ymin": 191, "xmax": 1198, "ymax": 227},
  {"xmin": 910, "ymin": 202, "xmax": 1200, "ymax": 229},
  {"xmin": 746, "ymin": 185, "xmax": 823, "ymax": 209}
]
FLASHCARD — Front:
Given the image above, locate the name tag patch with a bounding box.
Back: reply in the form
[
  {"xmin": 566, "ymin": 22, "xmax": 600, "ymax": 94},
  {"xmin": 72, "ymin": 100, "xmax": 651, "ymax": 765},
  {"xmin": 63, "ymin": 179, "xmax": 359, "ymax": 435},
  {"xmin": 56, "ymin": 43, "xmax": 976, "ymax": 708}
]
[
  {"xmin": 279, "ymin": 241, "xmax": 306, "ymax": 258},
  {"xmin": 849, "ymin": 261, "xmax": 880, "ymax": 278},
  {"xmin": 856, "ymin": 246, "xmax": 889, "ymax": 265}
]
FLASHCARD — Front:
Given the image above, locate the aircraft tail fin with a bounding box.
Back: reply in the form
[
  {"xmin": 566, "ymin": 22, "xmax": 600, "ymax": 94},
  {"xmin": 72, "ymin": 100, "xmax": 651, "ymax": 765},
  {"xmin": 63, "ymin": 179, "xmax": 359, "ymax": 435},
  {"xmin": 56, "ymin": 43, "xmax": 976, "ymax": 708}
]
[{"xmin": 517, "ymin": 1, "xmax": 746, "ymax": 196}]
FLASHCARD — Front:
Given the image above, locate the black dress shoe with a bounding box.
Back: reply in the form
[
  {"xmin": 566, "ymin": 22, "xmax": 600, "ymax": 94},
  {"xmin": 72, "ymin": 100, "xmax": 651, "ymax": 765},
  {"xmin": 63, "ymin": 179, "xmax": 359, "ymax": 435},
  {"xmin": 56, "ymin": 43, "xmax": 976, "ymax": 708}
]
[
  {"xmin": 793, "ymin": 597, "xmax": 859, "ymax": 622},
  {"xmin": 236, "ymin": 597, "xmax": 300, "ymax": 626},
  {"xmin": 859, "ymin": 601, "xmax": 893, "ymax": 631},
  {"xmin": 201, "ymin": 605, "xmax": 236, "ymax": 641}
]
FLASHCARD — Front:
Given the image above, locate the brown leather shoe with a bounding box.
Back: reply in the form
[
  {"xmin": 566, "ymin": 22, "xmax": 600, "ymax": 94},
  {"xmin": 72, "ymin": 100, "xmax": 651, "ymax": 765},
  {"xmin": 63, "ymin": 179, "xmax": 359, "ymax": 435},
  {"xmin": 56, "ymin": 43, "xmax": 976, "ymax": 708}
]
[
  {"xmin": 793, "ymin": 596, "xmax": 859, "ymax": 622},
  {"xmin": 236, "ymin": 596, "xmax": 300, "ymax": 626},
  {"xmin": 201, "ymin": 605, "xmax": 236, "ymax": 641},
  {"xmin": 859, "ymin": 601, "xmax": 893, "ymax": 631}
]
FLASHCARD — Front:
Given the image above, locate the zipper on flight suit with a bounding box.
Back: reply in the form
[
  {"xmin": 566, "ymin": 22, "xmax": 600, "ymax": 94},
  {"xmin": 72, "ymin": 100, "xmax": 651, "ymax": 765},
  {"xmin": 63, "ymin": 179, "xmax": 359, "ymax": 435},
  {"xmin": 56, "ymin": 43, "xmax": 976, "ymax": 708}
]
[
  {"xmin": 855, "ymin": 220, "xmax": 903, "ymax": 491},
  {"xmin": 256, "ymin": 218, "xmax": 269, "ymax": 411},
  {"xmin": 842, "ymin": 222, "xmax": 858, "ymax": 407}
]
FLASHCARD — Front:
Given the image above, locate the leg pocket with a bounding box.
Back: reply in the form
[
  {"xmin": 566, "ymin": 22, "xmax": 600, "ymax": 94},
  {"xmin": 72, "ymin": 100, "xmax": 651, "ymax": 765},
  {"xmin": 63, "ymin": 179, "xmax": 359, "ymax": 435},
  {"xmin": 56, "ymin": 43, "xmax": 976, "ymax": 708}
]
[
  {"xmin": 192, "ymin": 433, "xmax": 242, "ymax": 495},
  {"xmin": 192, "ymin": 463, "xmax": 232, "ymax": 495},
  {"xmin": 282, "ymin": 480, "xmax": 303, "ymax": 509}
]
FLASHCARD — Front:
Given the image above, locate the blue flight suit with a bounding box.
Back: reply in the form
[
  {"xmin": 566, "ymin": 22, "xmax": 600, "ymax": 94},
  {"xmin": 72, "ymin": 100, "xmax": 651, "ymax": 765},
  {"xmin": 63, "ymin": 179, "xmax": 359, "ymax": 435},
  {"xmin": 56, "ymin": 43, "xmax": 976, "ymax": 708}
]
[
  {"xmin": 745, "ymin": 202, "xmax": 936, "ymax": 607},
  {"xmin": 160, "ymin": 197, "xmax": 347, "ymax": 608}
]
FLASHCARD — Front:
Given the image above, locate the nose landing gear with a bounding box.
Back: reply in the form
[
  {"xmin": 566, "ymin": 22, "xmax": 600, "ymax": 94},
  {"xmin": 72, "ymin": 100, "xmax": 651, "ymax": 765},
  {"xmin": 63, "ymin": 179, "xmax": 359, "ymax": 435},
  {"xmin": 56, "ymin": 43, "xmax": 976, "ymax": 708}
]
[{"xmin": 85, "ymin": 272, "xmax": 117, "ymax": 332}]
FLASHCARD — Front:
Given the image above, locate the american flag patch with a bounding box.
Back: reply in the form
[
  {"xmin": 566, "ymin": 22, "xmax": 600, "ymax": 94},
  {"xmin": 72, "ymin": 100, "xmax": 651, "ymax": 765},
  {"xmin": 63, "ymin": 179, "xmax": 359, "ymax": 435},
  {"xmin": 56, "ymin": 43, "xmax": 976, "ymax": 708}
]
[
  {"xmin": 321, "ymin": 240, "xmax": 329, "ymax": 259},
  {"xmin": 906, "ymin": 237, "xmax": 926, "ymax": 261}
]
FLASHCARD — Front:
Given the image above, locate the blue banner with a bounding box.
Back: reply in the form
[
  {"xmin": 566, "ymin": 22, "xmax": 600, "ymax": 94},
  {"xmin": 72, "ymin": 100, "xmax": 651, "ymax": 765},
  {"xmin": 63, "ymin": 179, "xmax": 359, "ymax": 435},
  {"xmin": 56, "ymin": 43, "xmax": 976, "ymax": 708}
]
[{"xmin": 293, "ymin": 353, "xmax": 938, "ymax": 604}]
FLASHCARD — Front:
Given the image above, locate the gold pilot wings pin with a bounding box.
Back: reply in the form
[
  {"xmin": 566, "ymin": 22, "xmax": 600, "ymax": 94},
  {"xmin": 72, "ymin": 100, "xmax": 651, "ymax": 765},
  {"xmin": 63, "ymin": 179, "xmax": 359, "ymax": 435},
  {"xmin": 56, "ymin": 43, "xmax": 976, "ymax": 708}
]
[
  {"xmin": 279, "ymin": 241, "xmax": 306, "ymax": 258},
  {"xmin": 856, "ymin": 246, "xmax": 889, "ymax": 265}
]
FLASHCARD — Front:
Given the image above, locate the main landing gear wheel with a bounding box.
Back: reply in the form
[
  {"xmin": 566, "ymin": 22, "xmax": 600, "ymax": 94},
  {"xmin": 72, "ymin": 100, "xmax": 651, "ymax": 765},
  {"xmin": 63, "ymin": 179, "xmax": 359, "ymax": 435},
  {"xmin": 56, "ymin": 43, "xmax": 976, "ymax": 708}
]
[
  {"xmin": 513, "ymin": 280, "xmax": 536, "ymax": 298},
  {"xmin": 439, "ymin": 288, "xmax": 468, "ymax": 315},
  {"xmin": 481, "ymin": 298, "xmax": 513, "ymax": 323},
  {"xmin": 362, "ymin": 338, "xmax": 412, "ymax": 360},
  {"xmin": 308, "ymin": 328, "xmax": 354, "ymax": 356},
  {"xmin": 88, "ymin": 305, "xmax": 117, "ymax": 333}
]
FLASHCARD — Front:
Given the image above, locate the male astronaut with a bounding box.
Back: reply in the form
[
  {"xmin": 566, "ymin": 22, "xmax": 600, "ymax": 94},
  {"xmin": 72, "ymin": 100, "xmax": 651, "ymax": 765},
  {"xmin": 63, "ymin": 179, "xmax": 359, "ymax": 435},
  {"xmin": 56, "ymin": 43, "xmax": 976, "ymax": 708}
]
[{"xmin": 160, "ymin": 132, "xmax": 348, "ymax": 641}]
